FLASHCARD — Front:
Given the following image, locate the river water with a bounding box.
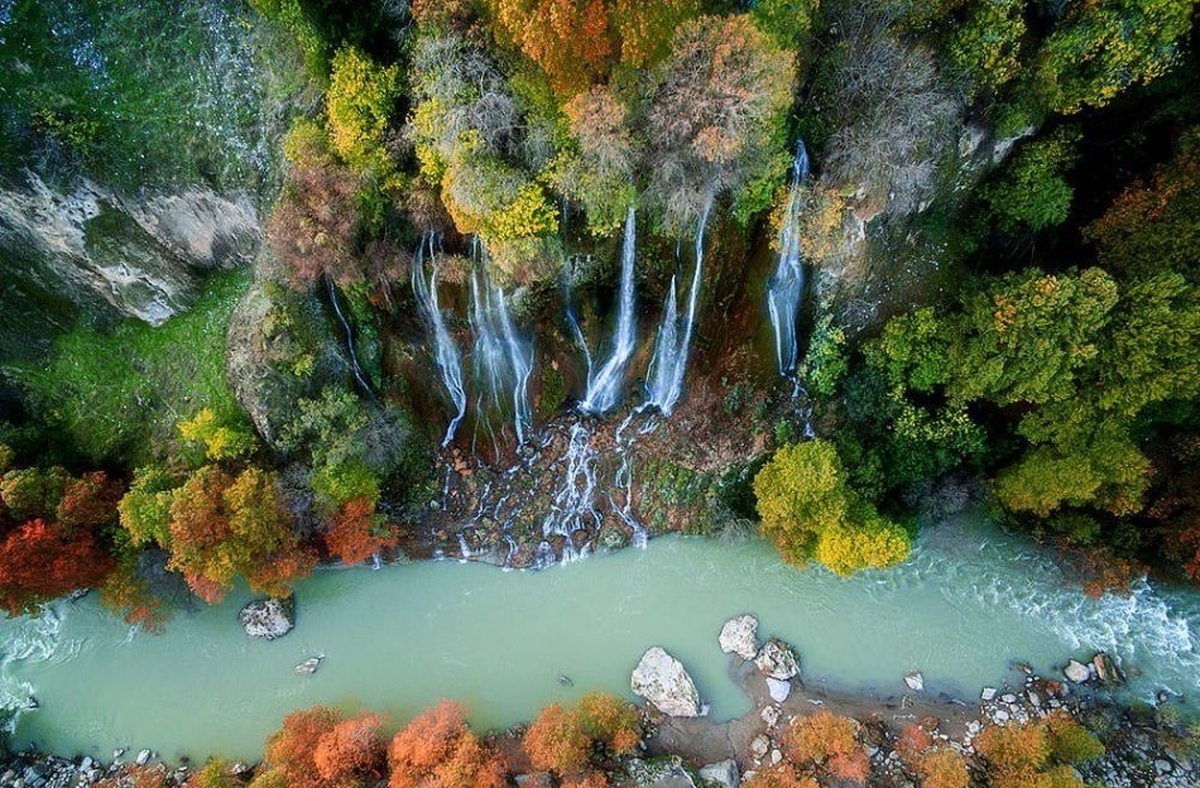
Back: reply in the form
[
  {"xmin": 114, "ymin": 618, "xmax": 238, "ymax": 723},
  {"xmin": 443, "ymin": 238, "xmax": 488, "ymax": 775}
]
[{"xmin": 1, "ymin": 517, "xmax": 1197, "ymax": 761}]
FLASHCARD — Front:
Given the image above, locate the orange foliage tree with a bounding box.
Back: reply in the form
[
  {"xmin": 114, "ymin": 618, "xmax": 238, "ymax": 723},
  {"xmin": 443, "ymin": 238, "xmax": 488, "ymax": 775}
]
[
  {"xmin": 325, "ymin": 495, "xmax": 396, "ymax": 565},
  {"xmin": 973, "ymin": 715, "xmax": 1098, "ymax": 788},
  {"xmin": 0, "ymin": 462, "xmax": 121, "ymax": 615},
  {"xmin": 0, "ymin": 518, "xmax": 115, "ymax": 615},
  {"xmin": 488, "ymin": 0, "xmax": 700, "ymax": 96},
  {"xmin": 258, "ymin": 707, "xmax": 385, "ymax": 788},
  {"xmin": 523, "ymin": 703, "xmax": 591, "ymax": 775},
  {"xmin": 388, "ymin": 701, "xmax": 507, "ymax": 788},
  {"xmin": 524, "ymin": 693, "xmax": 641, "ymax": 778},
  {"xmin": 785, "ymin": 710, "xmax": 869, "ymax": 784},
  {"xmin": 741, "ymin": 764, "xmax": 819, "ymax": 788},
  {"xmin": 165, "ymin": 465, "xmax": 314, "ymax": 604}
]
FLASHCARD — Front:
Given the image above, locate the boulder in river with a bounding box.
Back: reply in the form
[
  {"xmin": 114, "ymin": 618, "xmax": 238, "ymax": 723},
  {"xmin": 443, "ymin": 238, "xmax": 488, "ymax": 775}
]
[
  {"xmin": 718, "ymin": 615, "xmax": 759, "ymax": 661},
  {"xmin": 1064, "ymin": 659, "xmax": 1091, "ymax": 684},
  {"xmin": 295, "ymin": 655, "xmax": 324, "ymax": 675},
  {"xmin": 238, "ymin": 597, "xmax": 295, "ymax": 640},
  {"xmin": 631, "ymin": 647, "xmax": 703, "ymax": 717},
  {"xmin": 904, "ymin": 671, "xmax": 925, "ymax": 692},
  {"xmin": 1093, "ymin": 652, "xmax": 1124, "ymax": 685},
  {"xmin": 755, "ymin": 638, "xmax": 800, "ymax": 681}
]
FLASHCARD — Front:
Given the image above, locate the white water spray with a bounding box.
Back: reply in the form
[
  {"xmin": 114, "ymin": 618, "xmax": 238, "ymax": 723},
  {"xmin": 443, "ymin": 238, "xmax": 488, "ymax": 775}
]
[
  {"xmin": 468, "ymin": 244, "xmax": 534, "ymax": 446},
  {"xmin": 766, "ymin": 140, "xmax": 809, "ymax": 376},
  {"xmin": 412, "ymin": 235, "xmax": 467, "ymax": 447},
  {"xmin": 579, "ymin": 206, "xmax": 638, "ymax": 414},
  {"xmin": 645, "ymin": 197, "xmax": 713, "ymax": 415}
]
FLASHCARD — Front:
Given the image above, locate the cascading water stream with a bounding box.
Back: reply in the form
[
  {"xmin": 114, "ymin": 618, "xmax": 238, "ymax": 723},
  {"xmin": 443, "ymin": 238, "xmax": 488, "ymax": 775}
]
[
  {"xmin": 411, "ymin": 234, "xmax": 467, "ymax": 447},
  {"xmin": 766, "ymin": 140, "xmax": 809, "ymax": 377},
  {"xmin": 579, "ymin": 206, "xmax": 638, "ymax": 414},
  {"xmin": 468, "ymin": 244, "xmax": 534, "ymax": 447},
  {"xmin": 645, "ymin": 197, "xmax": 713, "ymax": 415},
  {"xmin": 325, "ymin": 276, "xmax": 373, "ymax": 399}
]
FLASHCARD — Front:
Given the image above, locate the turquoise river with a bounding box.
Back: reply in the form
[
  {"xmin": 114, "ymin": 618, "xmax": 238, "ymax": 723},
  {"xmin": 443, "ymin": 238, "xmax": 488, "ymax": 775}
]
[{"xmin": 1, "ymin": 517, "xmax": 1198, "ymax": 761}]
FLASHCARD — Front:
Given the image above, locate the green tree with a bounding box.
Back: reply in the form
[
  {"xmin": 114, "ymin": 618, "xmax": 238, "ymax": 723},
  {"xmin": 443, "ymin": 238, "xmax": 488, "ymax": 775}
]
[
  {"xmin": 1033, "ymin": 0, "xmax": 1194, "ymax": 114},
  {"xmin": 754, "ymin": 441, "xmax": 910, "ymax": 574},
  {"xmin": 326, "ymin": 46, "xmax": 401, "ymax": 178},
  {"xmin": 948, "ymin": 268, "xmax": 1118, "ymax": 406},
  {"xmin": 984, "ymin": 130, "xmax": 1080, "ymax": 233},
  {"xmin": 946, "ymin": 0, "xmax": 1025, "ymax": 96}
]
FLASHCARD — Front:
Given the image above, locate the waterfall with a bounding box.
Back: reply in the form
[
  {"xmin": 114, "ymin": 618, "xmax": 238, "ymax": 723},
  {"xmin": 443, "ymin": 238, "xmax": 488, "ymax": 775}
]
[
  {"xmin": 540, "ymin": 421, "xmax": 601, "ymax": 562},
  {"xmin": 579, "ymin": 206, "xmax": 638, "ymax": 414},
  {"xmin": 644, "ymin": 196, "xmax": 713, "ymax": 415},
  {"xmin": 326, "ymin": 277, "xmax": 373, "ymax": 398},
  {"xmin": 411, "ymin": 235, "xmax": 467, "ymax": 447},
  {"xmin": 468, "ymin": 244, "xmax": 534, "ymax": 446},
  {"xmin": 766, "ymin": 140, "xmax": 810, "ymax": 376}
]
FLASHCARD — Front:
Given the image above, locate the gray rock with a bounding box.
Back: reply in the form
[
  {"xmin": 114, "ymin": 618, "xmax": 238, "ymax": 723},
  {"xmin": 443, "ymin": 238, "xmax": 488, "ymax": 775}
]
[
  {"xmin": 761, "ymin": 706, "xmax": 781, "ymax": 729},
  {"xmin": 698, "ymin": 759, "xmax": 739, "ymax": 788},
  {"xmin": 750, "ymin": 734, "xmax": 771, "ymax": 759},
  {"xmin": 1092, "ymin": 652, "xmax": 1124, "ymax": 685},
  {"xmin": 981, "ymin": 687, "xmax": 997, "ymax": 701},
  {"xmin": 904, "ymin": 671, "xmax": 924, "ymax": 691},
  {"xmin": 1001, "ymin": 693, "xmax": 1017, "ymax": 704},
  {"xmin": 755, "ymin": 639, "xmax": 800, "ymax": 681},
  {"xmin": 238, "ymin": 597, "xmax": 295, "ymax": 640},
  {"xmin": 631, "ymin": 647, "xmax": 703, "ymax": 717},
  {"xmin": 1064, "ymin": 659, "xmax": 1090, "ymax": 683},
  {"xmin": 766, "ymin": 677, "xmax": 792, "ymax": 703},
  {"xmin": 0, "ymin": 175, "xmax": 258, "ymax": 327},
  {"xmin": 134, "ymin": 751, "xmax": 152, "ymax": 766},
  {"xmin": 770, "ymin": 750, "xmax": 783, "ymax": 765},
  {"xmin": 295, "ymin": 655, "xmax": 324, "ymax": 675},
  {"xmin": 718, "ymin": 615, "xmax": 759, "ymax": 661},
  {"xmin": 514, "ymin": 773, "xmax": 553, "ymax": 788}
]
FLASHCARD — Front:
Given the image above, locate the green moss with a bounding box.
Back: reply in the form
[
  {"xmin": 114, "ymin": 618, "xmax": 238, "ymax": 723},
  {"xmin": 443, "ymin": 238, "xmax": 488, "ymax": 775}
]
[{"xmin": 10, "ymin": 270, "xmax": 252, "ymax": 467}]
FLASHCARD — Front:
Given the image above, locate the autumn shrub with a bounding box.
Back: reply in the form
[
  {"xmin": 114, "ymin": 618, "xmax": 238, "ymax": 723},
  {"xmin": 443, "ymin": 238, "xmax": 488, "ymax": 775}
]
[
  {"xmin": 388, "ymin": 701, "xmax": 506, "ymax": 788},
  {"xmin": 644, "ymin": 13, "xmax": 794, "ymax": 231},
  {"xmin": 256, "ymin": 707, "xmax": 385, "ymax": 788},
  {"xmin": 325, "ymin": 46, "xmax": 400, "ymax": 178},
  {"xmin": 524, "ymin": 703, "xmax": 591, "ymax": 775},
  {"xmin": 325, "ymin": 496, "xmax": 396, "ymax": 565},
  {"xmin": 1045, "ymin": 711, "xmax": 1105, "ymax": 764},
  {"xmin": 190, "ymin": 758, "xmax": 241, "ymax": 788},
  {"xmin": 0, "ymin": 517, "xmax": 115, "ymax": 615},
  {"xmin": 973, "ymin": 716, "xmax": 1093, "ymax": 788},
  {"xmin": 916, "ymin": 748, "xmax": 970, "ymax": 788},
  {"xmin": 561, "ymin": 772, "xmax": 609, "ymax": 788},
  {"xmin": 577, "ymin": 692, "xmax": 641, "ymax": 755},
  {"xmin": 740, "ymin": 764, "xmax": 819, "ymax": 788},
  {"xmin": 268, "ymin": 121, "xmax": 365, "ymax": 290},
  {"xmin": 786, "ymin": 710, "xmax": 868, "ymax": 782}
]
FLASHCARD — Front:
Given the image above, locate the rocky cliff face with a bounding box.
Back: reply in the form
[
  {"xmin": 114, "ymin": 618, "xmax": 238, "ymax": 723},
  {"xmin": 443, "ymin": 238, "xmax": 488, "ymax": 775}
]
[{"xmin": 0, "ymin": 174, "xmax": 261, "ymax": 368}]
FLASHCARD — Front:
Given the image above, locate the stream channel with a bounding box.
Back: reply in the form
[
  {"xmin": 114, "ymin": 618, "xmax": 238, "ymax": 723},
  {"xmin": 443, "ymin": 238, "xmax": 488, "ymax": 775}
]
[{"xmin": 1, "ymin": 517, "xmax": 1197, "ymax": 762}]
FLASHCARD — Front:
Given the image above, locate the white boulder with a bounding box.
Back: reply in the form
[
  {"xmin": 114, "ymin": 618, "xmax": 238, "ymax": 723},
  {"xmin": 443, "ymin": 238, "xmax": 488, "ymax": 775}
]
[
  {"xmin": 718, "ymin": 615, "xmax": 759, "ymax": 661},
  {"xmin": 631, "ymin": 647, "xmax": 703, "ymax": 717},
  {"xmin": 1064, "ymin": 659, "xmax": 1091, "ymax": 683},
  {"xmin": 904, "ymin": 671, "xmax": 924, "ymax": 692},
  {"xmin": 766, "ymin": 677, "xmax": 792, "ymax": 703},
  {"xmin": 238, "ymin": 597, "xmax": 294, "ymax": 640}
]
